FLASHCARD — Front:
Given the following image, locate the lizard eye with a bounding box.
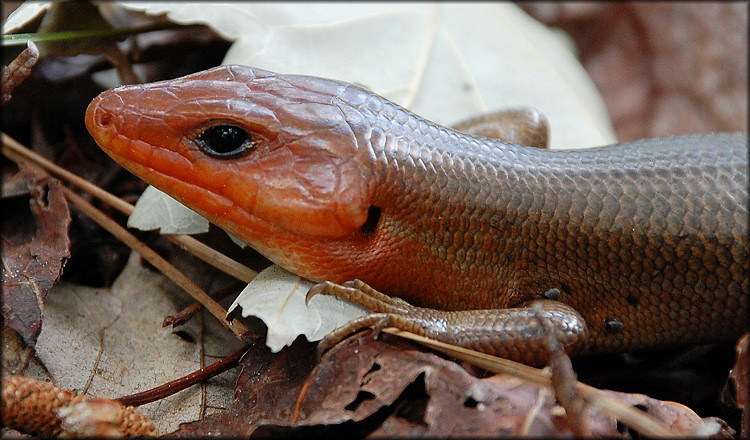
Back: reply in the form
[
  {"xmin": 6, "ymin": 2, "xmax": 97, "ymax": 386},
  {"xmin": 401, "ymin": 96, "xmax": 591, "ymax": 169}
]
[{"xmin": 196, "ymin": 124, "xmax": 252, "ymax": 158}]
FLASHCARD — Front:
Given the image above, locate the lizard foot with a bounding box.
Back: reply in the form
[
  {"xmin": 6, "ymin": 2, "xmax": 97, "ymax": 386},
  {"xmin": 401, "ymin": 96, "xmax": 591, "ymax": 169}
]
[{"xmin": 308, "ymin": 280, "xmax": 589, "ymax": 365}]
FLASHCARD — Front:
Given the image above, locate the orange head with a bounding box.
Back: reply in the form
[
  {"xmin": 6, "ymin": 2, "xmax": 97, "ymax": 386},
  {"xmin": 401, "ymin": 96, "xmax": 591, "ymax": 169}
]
[{"xmin": 86, "ymin": 65, "xmax": 384, "ymax": 281}]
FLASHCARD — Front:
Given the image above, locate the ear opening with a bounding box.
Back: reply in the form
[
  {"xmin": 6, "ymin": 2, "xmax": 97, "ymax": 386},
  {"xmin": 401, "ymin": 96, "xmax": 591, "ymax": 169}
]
[{"xmin": 360, "ymin": 206, "xmax": 381, "ymax": 235}]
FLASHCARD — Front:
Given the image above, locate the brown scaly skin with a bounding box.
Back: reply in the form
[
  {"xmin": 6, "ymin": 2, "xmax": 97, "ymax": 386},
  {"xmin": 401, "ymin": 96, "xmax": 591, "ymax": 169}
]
[{"xmin": 85, "ymin": 65, "xmax": 748, "ymax": 365}]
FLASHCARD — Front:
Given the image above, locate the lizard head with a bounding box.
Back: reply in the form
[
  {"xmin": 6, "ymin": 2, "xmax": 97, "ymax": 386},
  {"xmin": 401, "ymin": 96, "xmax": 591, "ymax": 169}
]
[{"xmin": 86, "ymin": 65, "xmax": 383, "ymax": 279}]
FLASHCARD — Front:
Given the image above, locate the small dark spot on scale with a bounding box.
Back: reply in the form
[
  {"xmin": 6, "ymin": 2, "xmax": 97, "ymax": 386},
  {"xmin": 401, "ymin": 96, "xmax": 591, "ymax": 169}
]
[
  {"xmin": 541, "ymin": 288, "xmax": 560, "ymax": 300},
  {"xmin": 605, "ymin": 319, "xmax": 624, "ymax": 333},
  {"xmin": 559, "ymin": 283, "xmax": 571, "ymax": 295},
  {"xmin": 615, "ymin": 421, "xmax": 627, "ymax": 434},
  {"xmin": 626, "ymin": 294, "xmax": 639, "ymax": 306}
]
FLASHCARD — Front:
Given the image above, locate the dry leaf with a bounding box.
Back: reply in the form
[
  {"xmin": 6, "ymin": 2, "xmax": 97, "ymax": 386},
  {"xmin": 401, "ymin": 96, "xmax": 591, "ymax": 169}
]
[
  {"xmin": 521, "ymin": 3, "xmax": 747, "ymax": 141},
  {"xmin": 289, "ymin": 334, "xmax": 730, "ymax": 437},
  {"xmin": 127, "ymin": 185, "xmax": 209, "ymax": 234},
  {"xmin": 171, "ymin": 336, "xmax": 317, "ymax": 437},
  {"xmin": 174, "ymin": 332, "xmax": 728, "ymax": 437},
  {"xmin": 1, "ymin": 163, "xmax": 70, "ymax": 363},
  {"xmin": 2, "ymin": 41, "xmax": 39, "ymax": 105},
  {"xmin": 31, "ymin": 253, "xmax": 244, "ymax": 434},
  {"xmin": 6, "ymin": 1, "xmax": 140, "ymax": 84},
  {"xmin": 227, "ymin": 265, "xmax": 368, "ymax": 352},
  {"xmin": 113, "ymin": 2, "xmax": 615, "ymax": 148},
  {"xmin": 2, "ymin": 3, "xmax": 50, "ymax": 32}
]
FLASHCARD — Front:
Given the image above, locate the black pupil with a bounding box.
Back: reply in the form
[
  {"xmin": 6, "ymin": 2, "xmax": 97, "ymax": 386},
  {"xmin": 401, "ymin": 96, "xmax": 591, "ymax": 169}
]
[{"xmin": 196, "ymin": 124, "xmax": 251, "ymax": 158}]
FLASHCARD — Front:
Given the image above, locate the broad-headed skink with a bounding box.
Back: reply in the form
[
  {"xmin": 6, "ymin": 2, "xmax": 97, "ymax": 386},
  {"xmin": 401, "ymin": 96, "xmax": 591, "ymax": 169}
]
[{"xmin": 85, "ymin": 65, "xmax": 748, "ymax": 365}]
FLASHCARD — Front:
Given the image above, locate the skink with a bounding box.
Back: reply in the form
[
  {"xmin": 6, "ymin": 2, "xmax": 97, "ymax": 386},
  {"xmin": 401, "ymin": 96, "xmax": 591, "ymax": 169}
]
[{"xmin": 85, "ymin": 65, "xmax": 748, "ymax": 365}]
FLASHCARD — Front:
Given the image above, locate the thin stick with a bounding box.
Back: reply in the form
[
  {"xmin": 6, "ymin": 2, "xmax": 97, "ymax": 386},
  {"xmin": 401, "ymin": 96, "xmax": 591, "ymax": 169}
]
[
  {"xmin": 1, "ymin": 132, "xmax": 256, "ymax": 284},
  {"xmin": 2, "ymin": 132, "xmax": 132, "ymax": 212},
  {"xmin": 116, "ymin": 346, "xmax": 248, "ymax": 407}
]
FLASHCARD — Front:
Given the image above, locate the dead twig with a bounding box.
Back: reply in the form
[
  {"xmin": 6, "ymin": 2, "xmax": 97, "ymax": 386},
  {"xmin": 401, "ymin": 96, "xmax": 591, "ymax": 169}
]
[{"xmin": 116, "ymin": 346, "xmax": 249, "ymax": 407}]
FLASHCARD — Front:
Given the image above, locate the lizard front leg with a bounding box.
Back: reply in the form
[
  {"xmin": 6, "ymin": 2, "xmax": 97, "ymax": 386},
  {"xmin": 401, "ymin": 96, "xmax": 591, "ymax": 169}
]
[{"xmin": 308, "ymin": 280, "xmax": 588, "ymax": 366}]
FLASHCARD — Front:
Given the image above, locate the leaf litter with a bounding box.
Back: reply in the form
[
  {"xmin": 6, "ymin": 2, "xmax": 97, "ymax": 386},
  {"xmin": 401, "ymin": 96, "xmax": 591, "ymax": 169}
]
[{"xmin": 2, "ymin": 2, "xmax": 745, "ymax": 437}]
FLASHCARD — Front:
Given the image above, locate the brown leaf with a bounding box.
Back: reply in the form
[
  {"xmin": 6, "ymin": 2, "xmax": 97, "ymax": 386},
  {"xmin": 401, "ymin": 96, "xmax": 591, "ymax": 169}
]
[
  {"xmin": 297, "ymin": 332, "xmax": 437, "ymax": 426},
  {"xmin": 292, "ymin": 333, "xmax": 577, "ymax": 436},
  {"xmin": 522, "ymin": 3, "xmax": 747, "ymax": 141},
  {"xmin": 269, "ymin": 333, "xmax": 728, "ymax": 437},
  {"xmin": 167, "ymin": 336, "xmax": 318, "ymax": 437},
  {"xmin": 167, "ymin": 331, "xmax": 735, "ymax": 437},
  {"xmin": 1, "ymin": 162, "xmax": 70, "ymax": 356},
  {"xmin": 596, "ymin": 390, "xmax": 735, "ymax": 438}
]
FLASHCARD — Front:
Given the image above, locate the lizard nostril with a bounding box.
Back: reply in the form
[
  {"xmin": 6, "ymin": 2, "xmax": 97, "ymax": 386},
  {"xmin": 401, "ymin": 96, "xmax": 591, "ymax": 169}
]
[{"xmin": 97, "ymin": 109, "xmax": 113, "ymax": 127}]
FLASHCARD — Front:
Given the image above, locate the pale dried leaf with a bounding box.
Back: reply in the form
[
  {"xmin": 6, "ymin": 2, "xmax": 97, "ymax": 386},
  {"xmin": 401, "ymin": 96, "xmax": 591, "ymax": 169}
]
[
  {"xmin": 2, "ymin": 3, "xmax": 51, "ymax": 33},
  {"xmin": 227, "ymin": 265, "xmax": 368, "ymax": 352},
  {"xmin": 127, "ymin": 185, "xmax": 209, "ymax": 234},
  {"xmin": 126, "ymin": 188, "xmax": 248, "ymax": 246},
  {"xmin": 226, "ymin": 232, "xmax": 247, "ymax": 249},
  {"xmin": 117, "ymin": 2, "xmax": 615, "ymax": 148},
  {"xmin": 32, "ymin": 253, "xmax": 243, "ymax": 434}
]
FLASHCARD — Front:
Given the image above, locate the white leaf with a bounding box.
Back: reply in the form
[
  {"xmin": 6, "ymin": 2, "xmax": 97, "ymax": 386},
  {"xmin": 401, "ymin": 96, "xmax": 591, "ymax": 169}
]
[
  {"xmin": 226, "ymin": 233, "xmax": 248, "ymax": 249},
  {"xmin": 127, "ymin": 185, "xmax": 209, "ymax": 234},
  {"xmin": 227, "ymin": 265, "xmax": 369, "ymax": 352},
  {"xmin": 116, "ymin": 3, "xmax": 616, "ymax": 149},
  {"xmin": 3, "ymin": 3, "xmax": 51, "ymax": 33}
]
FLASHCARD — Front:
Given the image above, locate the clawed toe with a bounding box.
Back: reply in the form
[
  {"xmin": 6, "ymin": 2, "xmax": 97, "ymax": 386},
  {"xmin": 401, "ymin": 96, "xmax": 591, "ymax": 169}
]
[
  {"xmin": 306, "ymin": 281, "xmax": 335, "ymax": 304},
  {"xmin": 305, "ymin": 279, "xmax": 417, "ymax": 313},
  {"xmin": 316, "ymin": 314, "xmax": 392, "ymax": 359}
]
